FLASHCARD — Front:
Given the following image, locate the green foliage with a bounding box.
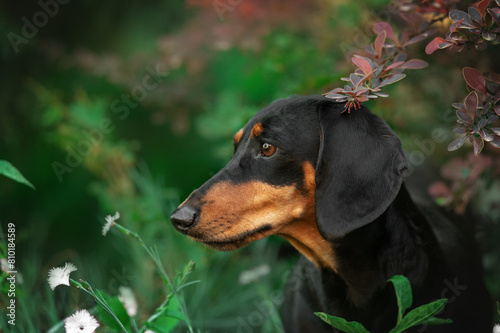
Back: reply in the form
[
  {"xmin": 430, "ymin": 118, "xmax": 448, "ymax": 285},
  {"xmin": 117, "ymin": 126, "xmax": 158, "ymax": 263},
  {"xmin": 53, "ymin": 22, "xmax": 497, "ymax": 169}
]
[
  {"xmin": 315, "ymin": 275, "xmax": 451, "ymax": 333},
  {"xmin": 388, "ymin": 275, "xmax": 413, "ymax": 323},
  {"xmin": 1, "ymin": 0, "xmax": 499, "ymax": 331},
  {"xmin": 315, "ymin": 312, "xmax": 370, "ymax": 333},
  {"xmin": 0, "ymin": 160, "xmax": 35, "ymax": 190},
  {"xmin": 95, "ymin": 291, "xmax": 131, "ymax": 332}
]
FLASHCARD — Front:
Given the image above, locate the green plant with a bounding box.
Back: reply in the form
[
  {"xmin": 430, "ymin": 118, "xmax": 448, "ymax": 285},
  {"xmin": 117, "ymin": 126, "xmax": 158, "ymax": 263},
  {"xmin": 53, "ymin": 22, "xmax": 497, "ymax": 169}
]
[
  {"xmin": 314, "ymin": 275, "xmax": 452, "ymax": 333},
  {"xmin": 47, "ymin": 214, "xmax": 198, "ymax": 333},
  {"xmin": 0, "ymin": 160, "xmax": 35, "ymax": 190}
]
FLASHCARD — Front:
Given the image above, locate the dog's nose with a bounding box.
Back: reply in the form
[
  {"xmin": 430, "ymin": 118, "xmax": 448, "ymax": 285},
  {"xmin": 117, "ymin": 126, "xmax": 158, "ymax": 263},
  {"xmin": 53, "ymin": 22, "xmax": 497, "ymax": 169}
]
[{"xmin": 170, "ymin": 205, "xmax": 199, "ymax": 233}]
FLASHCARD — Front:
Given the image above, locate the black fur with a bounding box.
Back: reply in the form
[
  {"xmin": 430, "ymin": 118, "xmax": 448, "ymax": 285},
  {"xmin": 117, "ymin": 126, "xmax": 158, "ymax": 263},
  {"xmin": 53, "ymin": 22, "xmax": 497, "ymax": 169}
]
[{"xmin": 171, "ymin": 95, "xmax": 493, "ymax": 332}]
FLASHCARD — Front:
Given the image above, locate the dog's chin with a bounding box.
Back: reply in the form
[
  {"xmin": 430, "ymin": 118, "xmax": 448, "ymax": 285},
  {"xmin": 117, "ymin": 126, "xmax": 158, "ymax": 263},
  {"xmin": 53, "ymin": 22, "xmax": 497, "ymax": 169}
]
[
  {"xmin": 188, "ymin": 224, "xmax": 274, "ymax": 252},
  {"xmin": 201, "ymin": 239, "xmax": 248, "ymax": 252}
]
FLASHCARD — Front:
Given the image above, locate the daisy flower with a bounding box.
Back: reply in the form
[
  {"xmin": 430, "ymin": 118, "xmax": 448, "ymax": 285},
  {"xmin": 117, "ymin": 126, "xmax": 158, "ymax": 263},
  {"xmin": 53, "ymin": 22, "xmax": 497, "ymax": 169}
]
[
  {"xmin": 493, "ymin": 324, "xmax": 500, "ymax": 333},
  {"xmin": 118, "ymin": 286, "xmax": 137, "ymax": 317},
  {"xmin": 64, "ymin": 309, "xmax": 100, "ymax": 333},
  {"xmin": 102, "ymin": 211, "xmax": 120, "ymax": 236},
  {"xmin": 47, "ymin": 262, "xmax": 77, "ymax": 290}
]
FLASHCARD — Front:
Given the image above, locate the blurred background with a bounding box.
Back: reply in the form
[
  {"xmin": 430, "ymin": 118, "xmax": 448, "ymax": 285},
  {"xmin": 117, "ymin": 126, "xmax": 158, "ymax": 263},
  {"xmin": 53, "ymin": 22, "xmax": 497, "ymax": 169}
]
[{"xmin": 0, "ymin": 0, "xmax": 499, "ymax": 332}]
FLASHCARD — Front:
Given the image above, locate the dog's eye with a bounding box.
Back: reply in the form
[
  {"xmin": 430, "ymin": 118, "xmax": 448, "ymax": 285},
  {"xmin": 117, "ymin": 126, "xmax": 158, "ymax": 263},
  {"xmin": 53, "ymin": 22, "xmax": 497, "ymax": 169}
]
[{"xmin": 261, "ymin": 143, "xmax": 277, "ymax": 157}]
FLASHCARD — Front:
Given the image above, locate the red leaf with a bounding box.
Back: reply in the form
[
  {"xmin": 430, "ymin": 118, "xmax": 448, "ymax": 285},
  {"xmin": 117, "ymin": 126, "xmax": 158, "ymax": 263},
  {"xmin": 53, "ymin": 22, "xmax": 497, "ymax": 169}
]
[
  {"xmin": 428, "ymin": 181, "xmax": 451, "ymax": 198},
  {"xmin": 465, "ymin": 91, "xmax": 479, "ymax": 117},
  {"xmin": 425, "ymin": 37, "xmax": 447, "ymax": 54},
  {"xmin": 477, "ymin": 0, "xmax": 491, "ymax": 19},
  {"xmin": 373, "ymin": 22, "xmax": 397, "ymax": 43},
  {"xmin": 374, "ymin": 30, "xmax": 386, "ymax": 59},
  {"xmin": 384, "ymin": 61, "xmax": 405, "ymax": 72},
  {"xmin": 352, "ymin": 56, "xmax": 372, "ymax": 75},
  {"xmin": 400, "ymin": 59, "xmax": 428, "ymax": 70},
  {"xmin": 463, "ymin": 67, "xmax": 487, "ymax": 95}
]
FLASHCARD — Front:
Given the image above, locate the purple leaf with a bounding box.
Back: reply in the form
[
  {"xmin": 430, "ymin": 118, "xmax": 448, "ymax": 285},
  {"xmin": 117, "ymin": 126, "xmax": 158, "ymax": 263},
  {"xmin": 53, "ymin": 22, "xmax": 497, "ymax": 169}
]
[
  {"xmin": 374, "ymin": 92, "xmax": 389, "ymax": 97},
  {"xmin": 464, "ymin": 91, "xmax": 479, "ymax": 118},
  {"xmin": 350, "ymin": 73, "xmax": 362, "ymax": 87},
  {"xmin": 468, "ymin": 7, "xmax": 483, "ymax": 24},
  {"xmin": 479, "ymin": 129, "xmax": 494, "ymax": 142},
  {"xmin": 394, "ymin": 54, "xmax": 407, "ymax": 63},
  {"xmin": 449, "ymin": 10, "xmax": 472, "ymax": 24},
  {"xmin": 477, "ymin": 117, "xmax": 488, "ymax": 129},
  {"xmin": 452, "ymin": 103, "xmax": 465, "ymax": 110},
  {"xmin": 491, "ymin": 127, "xmax": 500, "ymax": 135},
  {"xmin": 488, "ymin": 8, "xmax": 500, "ymax": 25},
  {"xmin": 484, "ymin": 72, "xmax": 500, "ymax": 84},
  {"xmin": 373, "ymin": 22, "xmax": 397, "ymax": 43},
  {"xmin": 472, "ymin": 136, "xmax": 485, "ymax": 155},
  {"xmin": 326, "ymin": 88, "xmax": 343, "ymax": 94},
  {"xmin": 457, "ymin": 110, "xmax": 473, "ymax": 123},
  {"xmin": 352, "ymin": 56, "xmax": 373, "ymax": 75},
  {"xmin": 447, "ymin": 135, "xmax": 468, "ymax": 151},
  {"xmin": 377, "ymin": 74, "xmax": 406, "ymax": 88},
  {"xmin": 325, "ymin": 93, "xmax": 348, "ymax": 102},
  {"xmin": 400, "ymin": 59, "xmax": 428, "ymax": 70},
  {"xmin": 482, "ymin": 32, "xmax": 497, "ymax": 41},
  {"xmin": 495, "ymin": 105, "xmax": 500, "ymax": 116},
  {"xmin": 490, "ymin": 136, "xmax": 500, "ymax": 148},
  {"xmin": 463, "ymin": 68, "xmax": 487, "ymax": 95},
  {"xmin": 453, "ymin": 126, "xmax": 468, "ymax": 134},
  {"xmin": 487, "ymin": 115, "xmax": 499, "ymax": 124},
  {"xmin": 405, "ymin": 34, "xmax": 429, "ymax": 46}
]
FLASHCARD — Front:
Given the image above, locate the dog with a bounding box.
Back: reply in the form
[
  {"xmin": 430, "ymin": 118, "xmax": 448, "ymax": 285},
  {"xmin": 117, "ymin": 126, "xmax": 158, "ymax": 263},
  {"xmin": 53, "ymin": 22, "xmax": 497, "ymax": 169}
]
[{"xmin": 170, "ymin": 95, "xmax": 492, "ymax": 332}]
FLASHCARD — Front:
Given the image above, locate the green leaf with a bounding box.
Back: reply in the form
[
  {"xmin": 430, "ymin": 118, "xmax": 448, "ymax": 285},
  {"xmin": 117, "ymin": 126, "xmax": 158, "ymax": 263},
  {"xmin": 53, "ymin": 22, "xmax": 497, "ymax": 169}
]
[
  {"xmin": 314, "ymin": 312, "xmax": 370, "ymax": 333},
  {"xmin": 389, "ymin": 299, "xmax": 448, "ymax": 333},
  {"xmin": 95, "ymin": 290, "xmax": 131, "ymax": 333},
  {"xmin": 148, "ymin": 297, "xmax": 184, "ymax": 333},
  {"xmin": 0, "ymin": 160, "xmax": 35, "ymax": 190},
  {"xmin": 419, "ymin": 317, "xmax": 453, "ymax": 326},
  {"xmin": 388, "ymin": 275, "xmax": 413, "ymax": 322}
]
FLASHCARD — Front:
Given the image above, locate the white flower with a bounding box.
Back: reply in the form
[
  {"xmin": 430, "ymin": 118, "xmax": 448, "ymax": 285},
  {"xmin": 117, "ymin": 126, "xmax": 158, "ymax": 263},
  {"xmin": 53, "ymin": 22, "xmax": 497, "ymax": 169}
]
[
  {"xmin": 118, "ymin": 286, "xmax": 137, "ymax": 317},
  {"xmin": 493, "ymin": 324, "xmax": 500, "ymax": 333},
  {"xmin": 64, "ymin": 309, "xmax": 100, "ymax": 333},
  {"xmin": 102, "ymin": 211, "xmax": 120, "ymax": 236},
  {"xmin": 48, "ymin": 262, "xmax": 77, "ymax": 290},
  {"xmin": 238, "ymin": 264, "xmax": 271, "ymax": 284},
  {"xmin": 1, "ymin": 258, "xmax": 8, "ymax": 272}
]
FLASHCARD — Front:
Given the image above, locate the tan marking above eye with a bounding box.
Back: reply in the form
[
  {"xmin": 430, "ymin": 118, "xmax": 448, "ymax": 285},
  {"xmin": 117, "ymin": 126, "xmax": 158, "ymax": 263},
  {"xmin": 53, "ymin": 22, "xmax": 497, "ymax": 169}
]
[
  {"xmin": 233, "ymin": 128, "xmax": 243, "ymax": 145},
  {"xmin": 251, "ymin": 123, "xmax": 264, "ymax": 137}
]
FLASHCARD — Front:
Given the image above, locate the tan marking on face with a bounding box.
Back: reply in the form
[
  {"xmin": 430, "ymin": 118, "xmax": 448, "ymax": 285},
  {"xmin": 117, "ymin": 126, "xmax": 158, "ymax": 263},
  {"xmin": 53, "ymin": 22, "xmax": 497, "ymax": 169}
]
[
  {"xmin": 187, "ymin": 161, "xmax": 337, "ymax": 270},
  {"xmin": 187, "ymin": 180, "xmax": 308, "ymax": 250},
  {"xmin": 278, "ymin": 162, "xmax": 337, "ymax": 271},
  {"xmin": 233, "ymin": 128, "xmax": 243, "ymax": 145},
  {"xmin": 251, "ymin": 123, "xmax": 264, "ymax": 137}
]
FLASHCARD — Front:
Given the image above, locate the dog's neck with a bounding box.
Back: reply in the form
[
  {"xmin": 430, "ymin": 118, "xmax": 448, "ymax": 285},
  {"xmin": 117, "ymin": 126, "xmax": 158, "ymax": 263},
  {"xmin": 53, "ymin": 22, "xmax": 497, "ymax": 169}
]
[{"xmin": 326, "ymin": 184, "xmax": 436, "ymax": 306}]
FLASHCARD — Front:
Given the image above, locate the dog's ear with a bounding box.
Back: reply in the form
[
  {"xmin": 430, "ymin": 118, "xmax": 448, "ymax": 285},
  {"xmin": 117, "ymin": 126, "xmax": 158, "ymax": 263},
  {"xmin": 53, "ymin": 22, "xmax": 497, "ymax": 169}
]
[{"xmin": 314, "ymin": 100, "xmax": 408, "ymax": 240}]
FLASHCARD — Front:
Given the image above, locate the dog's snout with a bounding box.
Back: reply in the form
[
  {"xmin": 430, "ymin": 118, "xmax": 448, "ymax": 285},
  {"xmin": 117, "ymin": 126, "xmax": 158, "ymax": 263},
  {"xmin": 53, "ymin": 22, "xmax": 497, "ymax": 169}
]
[{"xmin": 170, "ymin": 205, "xmax": 199, "ymax": 233}]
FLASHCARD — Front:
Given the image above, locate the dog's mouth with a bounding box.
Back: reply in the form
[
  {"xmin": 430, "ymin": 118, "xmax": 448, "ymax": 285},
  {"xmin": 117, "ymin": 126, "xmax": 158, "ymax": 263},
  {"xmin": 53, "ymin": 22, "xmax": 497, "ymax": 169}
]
[{"xmin": 189, "ymin": 224, "xmax": 273, "ymax": 251}]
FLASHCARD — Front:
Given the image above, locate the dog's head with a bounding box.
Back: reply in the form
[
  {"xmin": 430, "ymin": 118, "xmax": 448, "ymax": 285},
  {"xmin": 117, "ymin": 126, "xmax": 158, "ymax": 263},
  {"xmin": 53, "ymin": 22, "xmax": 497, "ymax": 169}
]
[{"xmin": 170, "ymin": 95, "xmax": 407, "ymax": 268}]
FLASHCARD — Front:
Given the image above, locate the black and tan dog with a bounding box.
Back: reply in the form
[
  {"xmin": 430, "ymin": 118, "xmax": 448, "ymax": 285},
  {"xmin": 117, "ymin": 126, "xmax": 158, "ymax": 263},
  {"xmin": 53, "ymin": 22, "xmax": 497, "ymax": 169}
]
[{"xmin": 170, "ymin": 95, "xmax": 492, "ymax": 332}]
